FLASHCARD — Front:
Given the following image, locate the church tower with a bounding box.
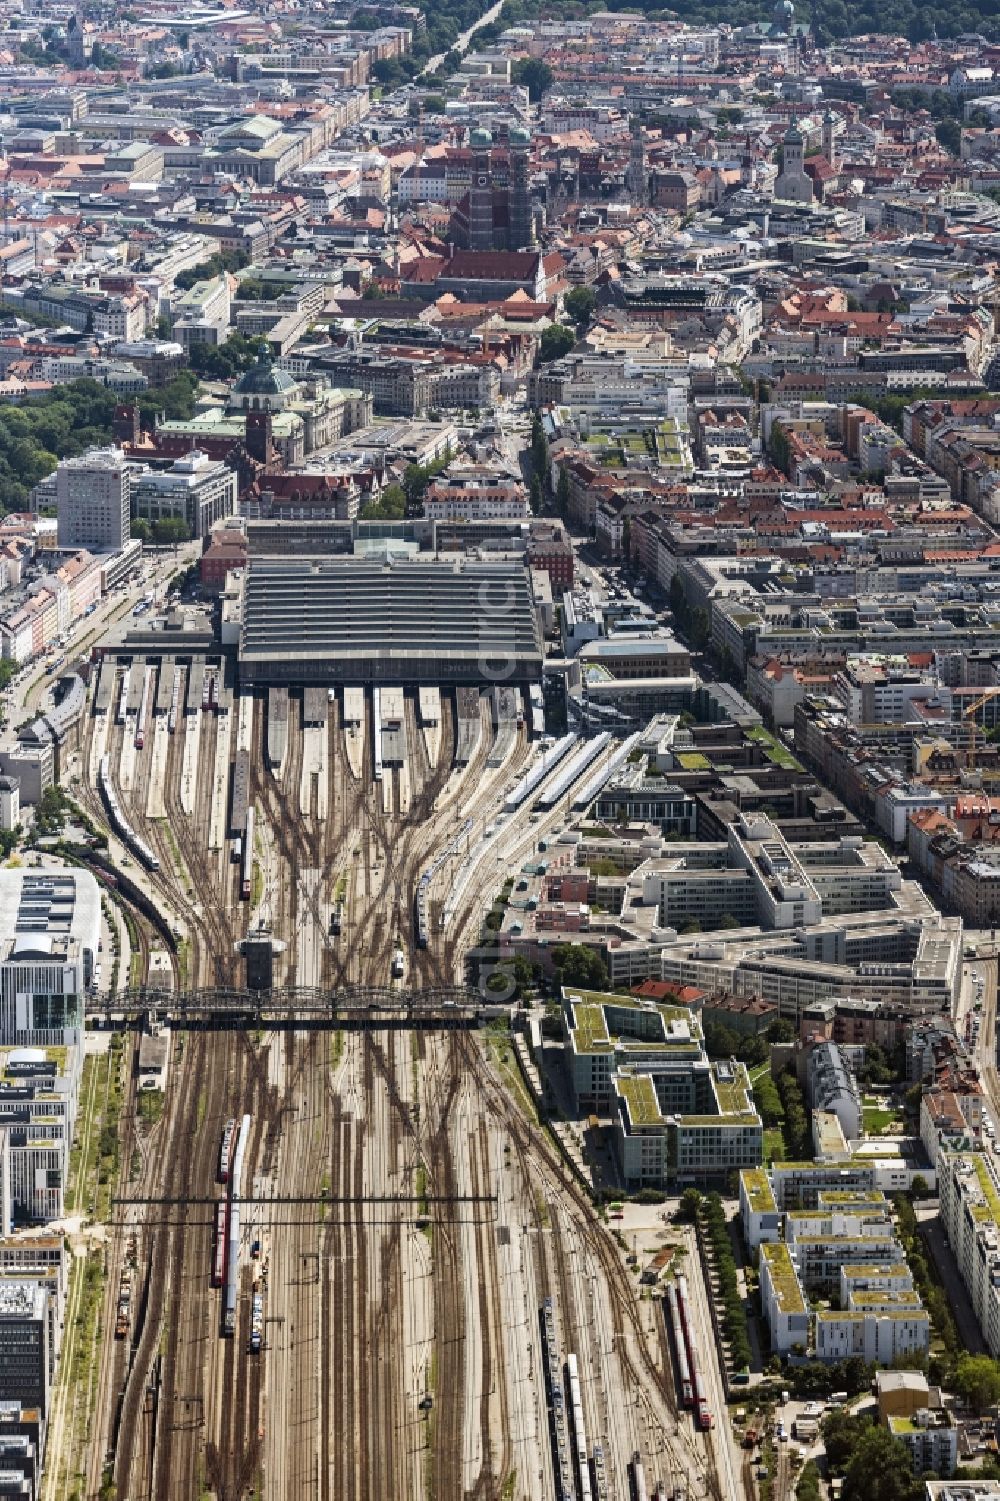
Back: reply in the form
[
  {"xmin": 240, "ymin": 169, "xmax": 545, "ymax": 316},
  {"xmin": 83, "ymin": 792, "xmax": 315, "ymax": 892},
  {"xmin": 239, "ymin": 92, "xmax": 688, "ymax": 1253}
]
[
  {"xmin": 626, "ymin": 115, "xmax": 646, "ymax": 205},
  {"xmin": 508, "ymin": 125, "xmax": 534, "ymax": 250},
  {"xmin": 468, "ymin": 127, "xmax": 495, "ymax": 251},
  {"xmin": 822, "ymin": 108, "xmax": 839, "ymax": 171},
  {"xmin": 245, "ymin": 401, "xmax": 273, "ymax": 466},
  {"xmin": 774, "ymin": 121, "xmax": 813, "ymax": 204},
  {"xmin": 66, "ymin": 12, "xmax": 86, "ymax": 67}
]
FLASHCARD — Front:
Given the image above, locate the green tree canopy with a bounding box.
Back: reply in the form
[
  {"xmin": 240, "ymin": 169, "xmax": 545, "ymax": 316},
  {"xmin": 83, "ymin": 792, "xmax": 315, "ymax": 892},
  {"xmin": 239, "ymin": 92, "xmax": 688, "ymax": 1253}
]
[
  {"xmin": 563, "ymin": 286, "xmax": 597, "ymax": 329},
  {"xmin": 550, "ymin": 943, "xmax": 609, "ymax": 991},
  {"xmin": 952, "ymin": 1354, "xmax": 1000, "ymax": 1414},
  {"xmin": 360, "ymin": 483, "xmax": 406, "ymax": 521},
  {"xmin": 539, "ymin": 323, "xmax": 576, "ymax": 364},
  {"xmin": 511, "ymin": 57, "xmax": 554, "ymax": 101},
  {"xmin": 842, "ymin": 1427, "xmax": 918, "ymax": 1501}
]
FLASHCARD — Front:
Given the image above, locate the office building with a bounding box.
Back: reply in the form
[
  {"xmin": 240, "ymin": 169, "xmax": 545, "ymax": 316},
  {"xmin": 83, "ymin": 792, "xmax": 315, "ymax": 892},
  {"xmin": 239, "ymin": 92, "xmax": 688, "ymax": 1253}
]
[
  {"xmin": 0, "ymin": 871, "xmax": 100, "ymax": 1046},
  {"xmin": 0, "ymin": 1287, "xmax": 48, "ymax": 1416},
  {"xmin": 131, "ymin": 451, "xmax": 237, "ymax": 540},
  {"xmin": 55, "ymin": 450, "xmax": 131, "ymax": 554},
  {"xmin": 562, "ymin": 989, "xmax": 763, "ymax": 1186}
]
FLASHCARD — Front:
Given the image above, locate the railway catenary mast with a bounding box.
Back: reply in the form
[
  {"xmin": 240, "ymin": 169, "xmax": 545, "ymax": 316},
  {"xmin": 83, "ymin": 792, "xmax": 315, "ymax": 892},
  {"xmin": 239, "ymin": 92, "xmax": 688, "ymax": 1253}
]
[{"xmin": 223, "ymin": 1113, "xmax": 251, "ymax": 1336}]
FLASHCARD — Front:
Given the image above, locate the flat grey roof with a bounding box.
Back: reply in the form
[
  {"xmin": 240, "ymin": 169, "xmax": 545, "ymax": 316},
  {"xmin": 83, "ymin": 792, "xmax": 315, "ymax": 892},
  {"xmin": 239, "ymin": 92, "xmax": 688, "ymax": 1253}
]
[{"xmin": 239, "ymin": 557, "xmax": 543, "ymax": 685}]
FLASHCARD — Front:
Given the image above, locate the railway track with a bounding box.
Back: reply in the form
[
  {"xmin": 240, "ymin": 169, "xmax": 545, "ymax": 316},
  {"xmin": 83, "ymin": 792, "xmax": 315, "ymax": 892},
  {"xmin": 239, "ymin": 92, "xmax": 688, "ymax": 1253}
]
[{"xmin": 455, "ymin": 1028, "xmax": 724, "ymax": 1501}]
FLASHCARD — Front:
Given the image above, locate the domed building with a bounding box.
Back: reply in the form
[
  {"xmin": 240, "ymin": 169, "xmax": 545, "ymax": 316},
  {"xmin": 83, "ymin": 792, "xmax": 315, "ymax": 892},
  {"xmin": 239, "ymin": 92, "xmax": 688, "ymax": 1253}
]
[
  {"xmin": 225, "ymin": 352, "xmax": 371, "ymax": 457},
  {"xmin": 230, "ymin": 352, "xmax": 302, "ymax": 413},
  {"xmin": 772, "ymin": 0, "xmax": 795, "ymax": 31}
]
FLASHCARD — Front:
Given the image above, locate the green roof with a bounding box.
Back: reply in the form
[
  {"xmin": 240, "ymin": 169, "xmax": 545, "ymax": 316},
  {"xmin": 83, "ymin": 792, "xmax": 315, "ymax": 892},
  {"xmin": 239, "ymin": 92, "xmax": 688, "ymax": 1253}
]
[
  {"xmin": 973, "ymin": 1154, "xmax": 1000, "ymax": 1225},
  {"xmin": 742, "ymin": 1168, "xmax": 777, "ymax": 1214},
  {"xmin": 573, "ymin": 1002, "xmax": 611, "ymax": 1052},
  {"xmin": 618, "ymin": 1074, "xmax": 662, "ymax": 1127},
  {"xmin": 761, "ymin": 1242, "xmax": 805, "ymax": 1313}
]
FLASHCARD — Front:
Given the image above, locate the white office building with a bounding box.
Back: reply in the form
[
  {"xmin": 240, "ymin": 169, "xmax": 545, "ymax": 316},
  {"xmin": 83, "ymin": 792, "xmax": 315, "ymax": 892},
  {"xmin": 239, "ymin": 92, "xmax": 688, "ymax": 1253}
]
[
  {"xmin": 56, "ymin": 448, "xmax": 131, "ymax": 554},
  {"xmin": 0, "ymin": 871, "xmax": 100, "ymax": 1046}
]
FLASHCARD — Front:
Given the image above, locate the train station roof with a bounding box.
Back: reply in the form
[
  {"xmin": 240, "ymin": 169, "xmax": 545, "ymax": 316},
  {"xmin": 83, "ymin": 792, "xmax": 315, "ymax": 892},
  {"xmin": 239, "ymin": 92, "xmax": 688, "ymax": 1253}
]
[{"xmin": 238, "ymin": 556, "xmax": 543, "ymax": 685}]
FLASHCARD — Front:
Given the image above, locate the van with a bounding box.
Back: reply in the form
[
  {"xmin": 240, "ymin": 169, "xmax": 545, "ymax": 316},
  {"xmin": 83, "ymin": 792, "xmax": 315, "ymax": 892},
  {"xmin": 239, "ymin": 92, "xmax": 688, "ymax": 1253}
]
[{"xmin": 830, "ymin": 1391, "xmax": 848, "ymax": 1405}]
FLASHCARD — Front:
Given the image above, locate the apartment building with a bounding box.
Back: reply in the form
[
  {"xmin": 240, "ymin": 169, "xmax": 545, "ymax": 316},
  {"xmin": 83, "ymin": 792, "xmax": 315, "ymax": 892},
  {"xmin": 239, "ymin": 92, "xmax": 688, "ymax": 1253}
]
[
  {"xmin": 938, "ymin": 1151, "xmax": 1000, "ymax": 1357},
  {"xmin": 749, "ymin": 1166, "xmax": 929, "ymax": 1358},
  {"xmin": 806, "ymin": 1041, "xmax": 862, "ymax": 1144}
]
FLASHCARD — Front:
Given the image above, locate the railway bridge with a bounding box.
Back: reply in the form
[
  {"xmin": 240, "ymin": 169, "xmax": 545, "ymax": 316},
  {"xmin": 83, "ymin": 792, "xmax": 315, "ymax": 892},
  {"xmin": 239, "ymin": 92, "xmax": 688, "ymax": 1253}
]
[{"xmin": 85, "ymin": 983, "xmax": 507, "ymax": 1026}]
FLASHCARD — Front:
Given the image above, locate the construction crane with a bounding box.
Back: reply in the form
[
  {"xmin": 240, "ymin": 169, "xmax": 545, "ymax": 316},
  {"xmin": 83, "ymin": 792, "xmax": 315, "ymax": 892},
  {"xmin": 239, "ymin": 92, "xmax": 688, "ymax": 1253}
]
[{"xmin": 963, "ymin": 686, "xmax": 1000, "ymax": 767}]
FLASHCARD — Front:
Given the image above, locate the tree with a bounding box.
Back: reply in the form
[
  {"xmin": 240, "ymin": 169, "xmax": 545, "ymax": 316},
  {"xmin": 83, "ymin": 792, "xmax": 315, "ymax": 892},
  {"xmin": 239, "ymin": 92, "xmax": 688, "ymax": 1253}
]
[
  {"xmin": 130, "ymin": 518, "xmax": 152, "ymax": 542},
  {"xmin": 174, "ymin": 247, "xmax": 249, "ymax": 291},
  {"xmin": 909, "ymin": 1174, "xmax": 931, "ymax": 1200},
  {"xmin": 770, "ymin": 420, "xmax": 791, "ymax": 474},
  {"xmin": 188, "ymin": 332, "xmax": 267, "ymax": 380},
  {"xmin": 936, "ymin": 117, "xmax": 961, "ymax": 154},
  {"xmin": 360, "ymin": 482, "xmax": 406, "ymax": 521},
  {"xmin": 557, "ymin": 466, "xmax": 570, "ymax": 516},
  {"xmin": 538, "ymin": 323, "xmax": 576, "ymax": 364},
  {"xmin": 511, "ymin": 57, "xmax": 554, "ymax": 102},
  {"xmin": 677, "ymin": 1187, "xmax": 701, "ymax": 1222},
  {"xmin": 551, "ymin": 943, "xmax": 609, "ymax": 991},
  {"xmin": 766, "ymin": 1019, "xmax": 795, "ymax": 1044},
  {"xmin": 529, "ymin": 474, "xmax": 543, "ymax": 514},
  {"xmin": 563, "ymin": 286, "xmax": 597, "ymax": 330},
  {"xmin": 151, "ymin": 517, "xmax": 190, "ymax": 545},
  {"xmin": 842, "ymin": 1427, "xmax": 918, "ymax": 1501},
  {"xmin": 753, "ymin": 1073, "xmax": 783, "ymax": 1128},
  {"xmin": 952, "ymin": 1354, "xmax": 1000, "ymax": 1415},
  {"xmin": 822, "ymin": 1408, "xmax": 874, "ymax": 1472}
]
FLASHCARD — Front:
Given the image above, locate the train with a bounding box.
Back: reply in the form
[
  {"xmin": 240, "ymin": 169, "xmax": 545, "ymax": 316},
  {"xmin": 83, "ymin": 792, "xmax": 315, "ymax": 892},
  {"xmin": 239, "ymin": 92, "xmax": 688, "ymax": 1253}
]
[
  {"xmin": 665, "ymin": 1280, "xmax": 693, "ymax": 1407},
  {"xmin": 135, "ymin": 668, "xmax": 151, "ymax": 751},
  {"xmin": 329, "ymin": 902, "xmax": 343, "ymax": 937},
  {"xmin": 212, "ymin": 1200, "xmax": 227, "ymax": 1288},
  {"xmin": 372, "ymin": 686, "xmax": 384, "ymax": 782},
  {"xmin": 565, "ymin": 1353, "xmax": 593, "ymax": 1501},
  {"xmin": 219, "ymin": 1118, "xmax": 236, "ymax": 1183},
  {"xmin": 116, "ymin": 666, "xmax": 131, "ymax": 727},
  {"xmin": 201, "ymin": 672, "xmax": 212, "ymax": 713},
  {"xmin": 592, "ymin": 1442, "xmax": 609, "ymax": 1501},
  {"xmin": 391, "ymin": 947, "xmax": 405, "ymax": 980},
  {"xmin": 630, "ymin": 1453, "xmax": 648, "ymax": 1501},
  {"xmin": 539, "ymin": 1299, "xmax": 575, "ymax": 1501},
  {"xmin": 223, "ymin": 1114, "xmax": 251, "ymax": 1337},
  {"xmin": 114, "ymin": 1266, "xmax": 133, "ymax": 1339},
  {"xmin": 675, "ymin": 1276, "xmax": 712, "ymax": 1431},
  {"xmin": 98, "ymin": 754, "xmax": 161, "ymax": 872},
  {"xmin": 241, "ymin": 806, "xmax": 254, "ymax": 901},
  {"xmin": 167, "ymin": 667, "xmax": 181, "ymax": 733},
  {"xmin": 415, "ymin": 817, "xmax": 473, "ymax": 947},
  {"xmin": 250, "ymin": 1290, "xmax": 263, "ymax": 1354}
]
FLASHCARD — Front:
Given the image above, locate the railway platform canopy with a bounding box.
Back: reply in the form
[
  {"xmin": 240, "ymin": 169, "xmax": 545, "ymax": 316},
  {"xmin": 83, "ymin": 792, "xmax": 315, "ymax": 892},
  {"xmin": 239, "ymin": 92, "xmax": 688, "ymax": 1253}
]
[{"xmin": 238, "ymin": 555, "xmax": 543, "ymax": 686}]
